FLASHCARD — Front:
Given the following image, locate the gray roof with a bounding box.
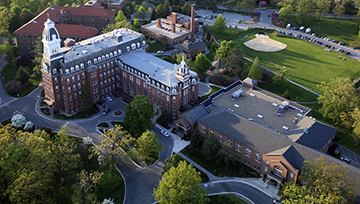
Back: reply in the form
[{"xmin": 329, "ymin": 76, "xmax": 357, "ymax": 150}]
[
  {"xmin": 243, "ymin": 77, "xmax": 257, "ymax": 86},
  {"xmin": 119, "ymin": 50, "xmax": 197, "ymax": 87},
  {"xmin": 287, "ymin": 117, "xmax": 338, "ymax": 151},
  {"xmin": 199, "ymin": 106, "xmax": 293, "ymax": 154},
  {"xmin": 175, "ymin": 40, "xmax": 205, "ymax": 52},
  {"xmin": 177, "ymin": 118, "xmax": 191, "ymax": 127},
  {"xmin": 211, "ymin": 59, "xmax": 225, "ymax": 69},
  {"xmin": 141, "ymin": 18, "xmax": 191, "ymax": 39},
  {"xmin": 183, "ymin": 105, "xmax": 208, "ymax": 124}
]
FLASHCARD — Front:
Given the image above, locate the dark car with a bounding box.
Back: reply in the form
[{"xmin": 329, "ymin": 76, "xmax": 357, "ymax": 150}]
[
  {"xmin": 102, "ymin": 109, "xmax": 111, "ymax": 115},
  {"xmin": 340, "ymin": 156, "xmax": 351, "ymax": 164}
]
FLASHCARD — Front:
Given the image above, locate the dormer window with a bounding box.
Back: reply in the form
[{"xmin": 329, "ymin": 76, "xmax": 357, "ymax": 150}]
[
  {"xmin": 118, "ymin": 49, "xmax": 121, "ymax": 55},
  {"xmin": 80, "ymin": 63, "xmax": 84, "ymax": 69},
  {"xmin": 126, "ymin": 46, "xmax": 130, "ymax": 52},
  {"xmin": 52, "ymin": 68, "xmax": 57, "ymax": 74},
  {"xmin": 75, "ymin": 65, "xmax": 79, "ymax": 71},
  {"xmin": 65, "ymin": 69, "xmax": 70, "ymax": 75}
]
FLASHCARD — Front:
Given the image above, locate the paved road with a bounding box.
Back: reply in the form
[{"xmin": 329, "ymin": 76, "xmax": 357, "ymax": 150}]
[{"xmin": 0, "ymin": 55, "xmax": 16, "ymax": 106}]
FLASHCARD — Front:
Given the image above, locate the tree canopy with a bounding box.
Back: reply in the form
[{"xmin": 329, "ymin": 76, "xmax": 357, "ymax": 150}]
[
  {"xmin": 136, "ymin": 130, "xmax": 163, "ymax": 162},
  {"xmin": 216, "ymin": 40, "xmax": 236, "ymax": 61},
  {"xmin": 248, "ymin": 57, "xmax": 262, "ymax": 81},
  {"xmin": 193, "ymin": 53, "xmax": 211, "ymax": 74},
  {"xmin": 281, "ymin": 157, "xmax": 356, "ymax": 204},
  {"xmin": 153, "ymin": 160, "xmax": 208, "ymax": 204},
  {"xmin": 123, "ymin": 95, "xmax": 154, "ymax": 139},
  {"xmin": 213, "ymin": 14, "xmax": 226, "ymax": 33},
  {"xmin": 202, "ymin": 133, "xmax": 221, "ymax": 160}
]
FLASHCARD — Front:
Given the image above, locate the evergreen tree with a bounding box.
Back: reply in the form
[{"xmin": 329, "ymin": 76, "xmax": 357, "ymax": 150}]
[{"xmin": 248, "ymin": 57, "xmax": 262, "ymax": 81}]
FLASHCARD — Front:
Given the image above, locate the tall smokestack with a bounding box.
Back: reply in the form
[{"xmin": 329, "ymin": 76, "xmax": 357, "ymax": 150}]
[
  {"xmin": 171, "ymin": 23, "xmax": 175, "ymax": 33},
  {"xmin": 171, "ymin": 13, "xmax": 177, "ymax": 23},
  {"xmin": 190, "ymin": 4, "xmax": 195, "ymax": 38},
  {"xmin": 156, "ymin": 19, "xmax": 162, "ymax": 28}
]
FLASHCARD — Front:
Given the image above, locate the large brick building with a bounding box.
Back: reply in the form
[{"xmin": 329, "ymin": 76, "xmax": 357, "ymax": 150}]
[
  {"xmin": 41, "ymin": 18, "xmax": 199, "ymax": 119},
  {"xmin": 14, "ymin": 6, "xmax": 116, "ymax": 56},
  {"xmin": 174, "ymin": 80, "xmax": 360, "ymax": 200},
  {"xmin": 141, "ymin": 5, "xmax": 199, "ymax": 46}
]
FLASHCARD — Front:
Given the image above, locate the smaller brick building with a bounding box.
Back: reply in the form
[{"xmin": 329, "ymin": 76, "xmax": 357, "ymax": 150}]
[
  {"xmin": 175, "ymin": 40, "xmax": 206, "ymax": 58},
  {"xmin": 141, "ymin": 4, "xmax": 199, "ymax": 46}
]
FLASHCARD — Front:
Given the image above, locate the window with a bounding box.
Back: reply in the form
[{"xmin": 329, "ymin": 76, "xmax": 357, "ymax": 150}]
[
  {"xmin": 245, "ymin": 148, "xmax": 251, "ymax": 157},
  {"xmin": 67, "ymin": 78, "xmax": 70, "ymax": 85},
  {"xmin": 265, "ymin": 166, "xmax": 268, "ymax": 172},
  {"xmin": 69, "ymin": 95, "xmax": 72, "ymax": 101},
  {"xmin": 236, "ymin": 143, "xmax": 241, "ymax": 152},
  {"xmin": 255, "ymin": 154, "xmax": 261, "ymax": 163},
  {"xmin": 100, "ymin": 74, "xmax": 103, "ymax": 80},
  {"xmin": 78, "ymin": 83, "xmax": 81, "ymax": 89},
  {"xmin": 74, "ymin": 93, "xmax": 77, "ymax": 99},
  {"xmin": 54, "ymin": 77, "xmax": 58, "ymax": 84},
  {"xmin": 218, "ymin": 134, "xmax": 223, "ymax": 143},
  {"xmin": 226, "ymin": 138, "xmax": 233, "ymax": 147},
  {"xmin": 73, "ymin": 85, "xmax": 76, "ymax": 91},
  {"xmin": 72, "ymin": 76, "xmax": 75, "ymax": 83},
  {"xmin": 77, "ymin": 74, "xmax": 80, "ymax": 81},
  {"xmin": 274, "ymin": 166, "xmax": 282, "ymax": 178},
  {"xmin": 55, "ymin": 86, "xmax": 59, "ymax": 92},
  {"xmin": 201, "ymin": 125, "xmax": 206, "ymax": 133},
  {"xmin": 82, "ymin": 73, "xmax": 85, "ymax": 79},
  {"xmin": 68, "ymin": 87, "xmax": 71, "ymax": 93},
  {"xmin": 173, "ymin": 96, "xmax": 176, "ymax": 103},
  {"xmin": 290, "ymin": 173, "xmax": 294, "ymax": 178}
]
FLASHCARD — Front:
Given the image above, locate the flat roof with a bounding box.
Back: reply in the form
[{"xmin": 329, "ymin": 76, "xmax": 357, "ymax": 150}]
[
  {"xmin": 61, "ymin": 28, "xmax": 144, "ymax": 63},
  {"xmin": 119, "ymin": 50, "xmax": 197, "ymax": 87},
  {"xmin": 141, "ymin": 19, "xmax": 191, "ymax": 39},
  {"xmin": 210, "ymin": 84, "xmax": 310, "ymax": 135}
]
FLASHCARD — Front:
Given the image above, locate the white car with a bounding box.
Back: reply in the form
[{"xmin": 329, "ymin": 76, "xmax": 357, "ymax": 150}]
[
  {"xmin": 157, "ymin": 50, "xmax": 164, "ymax": 54},
  {"xmin": 105, "ymin": 96, "xmax": 113, "ymax": 102},
  {"xmin": 161, "ymin": 130, "xmax": 170, "ymax": 137}
]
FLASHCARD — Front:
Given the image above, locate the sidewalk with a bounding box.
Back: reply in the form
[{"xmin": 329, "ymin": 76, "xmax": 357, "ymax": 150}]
[
  {"xmin": 179, "ymin": 152, "xmax": 280, "ymax": 200},
  {"xmin": 155, "ymin": 124, "xmax": 190, "ymax": 153}
]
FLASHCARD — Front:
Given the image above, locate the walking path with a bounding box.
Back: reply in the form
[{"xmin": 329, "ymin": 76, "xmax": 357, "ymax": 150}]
[{"xmin": 179, "ymin": 153, "xmax": 280, "ymax": 202}]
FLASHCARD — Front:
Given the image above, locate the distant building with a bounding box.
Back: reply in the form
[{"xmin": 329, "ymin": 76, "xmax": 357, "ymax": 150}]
[
  {"xmin": 175, "ymin": 40, "xmax": 206, "ymax": 58},
  {"xmin": 40, "ymin": 18, "xmax": 199, "ymax": 119},
  {"xmin": 84, "ymin": 0, "xmax": 126, "ymax": 11},
  {"xmin": 141, "ymin": 4, "xmax": 199, "ymax": 46},
  {"xmin": 210, "ymin": 59, "xmax": 225, "ymax": 73},
  {"xmin": 14, "ymin": 6, "xmax": 116, "ymax": 56}
]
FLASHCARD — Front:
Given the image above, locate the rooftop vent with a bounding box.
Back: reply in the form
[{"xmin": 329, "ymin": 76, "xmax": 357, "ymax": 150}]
[
  {"xmin": 82, "ymin": 50, "xmax": 88, "ymax": 54},
  {"xmin": 304, "ymin": 128, "xmax": 308, "ymax": 134},
  {"xmin": 33, "ymin": 21, "xmax": 37, "ymax": 23}
]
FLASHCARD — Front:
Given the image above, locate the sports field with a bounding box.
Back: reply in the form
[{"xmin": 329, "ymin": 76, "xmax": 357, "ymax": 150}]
[{"xmin": 211, "ymin": 28, "xmax": 360, "ymax": 94}]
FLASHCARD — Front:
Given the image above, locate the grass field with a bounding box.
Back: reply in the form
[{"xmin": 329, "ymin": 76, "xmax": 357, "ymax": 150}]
[
  {"xmin": 147, "ymin": 42, "xmax": 166, "ymax": 53},
  {"xmin": 208, "ymin": 194, "xmax": 247, "ymax": 204},
  {"xmin": 181, "ymin": 144, "xmax": 260, "ymax": 178},
  {"xmin": 211, "ymin": 27, "xmax": 360, "ymax": 94}
]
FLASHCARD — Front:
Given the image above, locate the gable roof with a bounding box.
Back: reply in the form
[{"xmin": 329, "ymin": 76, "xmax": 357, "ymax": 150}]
[
  {"xmin": 287, "ymin": 117, "xmax": 337, "ymax": 151},
  {"xmin": 175, "ymin": 40, "xmax": 206, "ymax": 52},
  {"xmin": 176, "ymin": 118, "xmax": 191, "ymax": 128},
  {"xmin": 14, "ymin": 6, "xmax": 114, "ymax": 36},
  {"xmin": 211, "ymin": 59, "xmax": 225, "ymax": 69},
  {"xmin": 183, "ymin": 105, "xmax": 208, "ymax": 124},
  {"xmin": 243, "ymin": 77, "xmax": 257, "ymax": 86}
]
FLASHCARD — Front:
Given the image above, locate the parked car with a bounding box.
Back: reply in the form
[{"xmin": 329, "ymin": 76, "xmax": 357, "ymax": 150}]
[
  {"xmin": 161, "ymin": 130, "xmax": 170, "ymax": 137},
  {"xmin": 105, "ymin": 96, "xmax": 113, "ymax": 102},
  {"xmin": 272, "ymin": 199, "xmax": 281, "ymax": 204},
  {"xmin": 345, "ymin": 52, "xmax": 351, "ymax": 55},
  {"xmin": 157, "ymin": 50, "xmax": 164, "ymax": 54},
  {"xmin": 340, "ymin": 156, "xmax": 351, "ymax": 164},
  {"xmin": 102, "ymin": 108, "xmax": 110, "ymax": 115}
]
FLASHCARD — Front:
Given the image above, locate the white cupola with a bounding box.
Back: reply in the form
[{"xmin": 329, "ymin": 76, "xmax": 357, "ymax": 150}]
[
  {"xmin": 42, "ymin": 14, "xmax": 62, "ymax": 59},
  {"xmin": 176, "ymin": 56, "xmax": 189, "ymax": 80}
]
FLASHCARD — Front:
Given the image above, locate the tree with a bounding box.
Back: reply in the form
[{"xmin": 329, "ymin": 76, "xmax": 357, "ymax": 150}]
[
  {"xmin": 190, "ymin": 128, "xmax": 203, "ymax": 149},
  {"xmin": 132, "ymin": 18, "xmax": 140, "ymax": 29},
  {"xmin": 173, "ymin": 53, "xmax": 190, "ymax": 65},
  {"xmin": 283, "ymin": 89, "xmax": 291, "ymax": 100},
  {"xmin": 333, "ymin": 0, "xmax": 349, "ymax": 20},
  {"xmin": 72, "ymin": 170, "xmax": 103, "ymax": 204},
  {"xmin": 98, "ymin": 169, "xmax": 121, "ymax": 190},
  {"xmin": 5, "ymin": 80, "xmax": 21, "ymax": 95},
  {"xmin": 213, "ymin": 14, "xmax": 226, "ymax": 33},
  {"xmin": 163, "ymin": 0, "xmax": 170, "ymax": 17},
  {"xmin": 136, "ymin": 130, "xmax": 163, "ymax": 162},
  {"xmin": 277, "ymin": 0, "xmax": 296, "ymax": 22},
  {"xmin": 216, "ymin": 144, "xmax": 232, "ymax": 169},
  {"xmin": 31, "ymin": 36, "xmax": 43, "ymax": 66},
  {"xmin": 162, "ymin": 153, "xmax": 183, "ymax": 174},
  {"xmin": 102, "ymin": 20, "xmax": 132, "ymax": 34},
  {"xmin": 92, "ymin": 125, "xmax": 135, "ymax": 166},
  {"xmin": 23, "ymin": 121, "xmax": 34, "ymax": 131},
  {"xmin": 124, "ymin": 6, "xmax": 132, "ymax": 17},
  {"xmin": 216, "ymin": 40, "xmax": 235, "ymax": 61},
  {"xmin": 238, "ymin": 0, "xmax": 256, "ymax": 11},
  {"xmin": 202, "ymin": 133, "xmax": 221, "ymax": 160},
  {"xmin": 181, "ymin": 3, "xmax": 191, "ymax": 16},
  {"xmin": 193, "ymin": 53, "xmax": 211, "ymax": 74},
  {"xmin": 115, "ymin": 10, "xmax": 126, "ymax": 22},
  {"xmin": 156, "ymin": 108, "xmax": 170, "ymax": 127},
  {"xmin": 248, "ymin": 57, "xmax": 262, "ymax": 81},
  {"xmin": 296, "ymin": 0, "xmax": 314, "ymax": 24},
  {"xmin": 318, "ymin": 77, "xmax": 359, "ymax": 126},
  {"xmin": 352, "ymin": 107, "xmax": 360, "ymax": 142},
  {"xmin": 11, "ymin": 114, "xmax": 26, "ymax": 128},
  {"xmin": 281, "ymin": 157, "xmax": 356, "ymax": 204},
  {"xmin": 4, "ymin": 42, "xmax": 16, "ymax": 63},
  {"xmin": 141, "ymin": 1, "xmax": 149, "ymax": 11},
  {"xmin": 224, "ymin": 46, "xmax": 243, "ymax": 75},
  {"xmin": 316, "ymin": 0, "xmax": 331, "ymax": 19},
  {"xmin": 123, "ymin": 95, "xmax": 154, "ymax": 139},
  {"xmin": 0, "ymin": 8, "xmax": 14, "ymax": 41},
  {"xmin": 154, "ymin": 160, "xmax": 209, "ymax": 204},
  {"xmin": 15, "ymin": 67, "xmax": 30, "ymax": 84},
  {"xmin": 273, "ymin": 66, "xmax": 287, "ymax": 91},
  {"xmin": 259, "ymin": 1, "xmax": 267, "ymax": 7}
]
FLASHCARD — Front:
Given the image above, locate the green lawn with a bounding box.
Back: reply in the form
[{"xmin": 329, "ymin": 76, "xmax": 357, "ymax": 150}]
[
  {"xmin": 97, "ymin": 122, "xmax": 109, "ymax": 128},
  {"xmin": 211, "ymin": 27, "xmax": 360, "ymax": 94},
  {"xmin": 199, "ymin": 86, "xmax": 221, "ymax": 103},
  {"xmin": 208, "ymin": 194, "xmax": 247, "ymax": 204},
  {"xmin": 298, "ymin": 18, "xmax": 360, "ymax": 47},
  {"xmin": 181, "ymin": 145, "xmax": 260, "ymax": 178},
  {"xmin": 1, "ymin": 63, "xmax": 42, "ymax": 97},
  {"xmin": 147, "ymin": 42, "xmax": 166, "ymax": 53}
]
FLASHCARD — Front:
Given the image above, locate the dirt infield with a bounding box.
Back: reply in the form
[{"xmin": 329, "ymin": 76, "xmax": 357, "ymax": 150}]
[{"xmin": 244, "ymin": 34, "xmax": 287, "ymax": 52}]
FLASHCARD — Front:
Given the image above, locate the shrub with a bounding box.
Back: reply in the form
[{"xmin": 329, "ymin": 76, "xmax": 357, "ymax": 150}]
[
  {"xmin": 40, "ymin": 126, "xmax": 53, "ymax": 134},
  {"xmin": 11, "ymin": 114, "xmax": 26, "ymax": 129},
  {"xmin": 230, "ymin": 77, "xmax": 240, "ymax": 84},
  {"xmin": 24, "ymin": 121, "xmax": 34, "ymax": 131},
  {"xmin": 253, "ymin": 11, "xmax": 261, "ymax": 16},
  {"xmin": 5, "ymin": 80, "xmax": 21, "ymax": 95},
  {"xmin": 259, "ymin": 1, "xmax": 267, "ymax": 7}
]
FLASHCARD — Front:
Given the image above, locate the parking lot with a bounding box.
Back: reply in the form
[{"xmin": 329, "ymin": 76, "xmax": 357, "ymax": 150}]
[
  {"xmin": 195, "ymin": 8, "xmax": 252, "ymax": 28},
  {"xmin": 336, "ymin": 144, "xmax": 360, "ymax": 168}
]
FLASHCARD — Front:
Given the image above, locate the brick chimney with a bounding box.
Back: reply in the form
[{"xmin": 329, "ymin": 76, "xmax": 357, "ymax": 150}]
[
  {"xmin": 171, "ymin": 12, "xmax": 177, "ymax": 23},
  {"xmin": 156, "ymin": 19, "xmax": 162, "ymax": 28},
  {"xmin": 190, "ymin": 4, "xmax": 195, "ymax": 37},
  {"xmin": 171, "ymin": 23, "xmax": 175, "ymax": 33}
]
